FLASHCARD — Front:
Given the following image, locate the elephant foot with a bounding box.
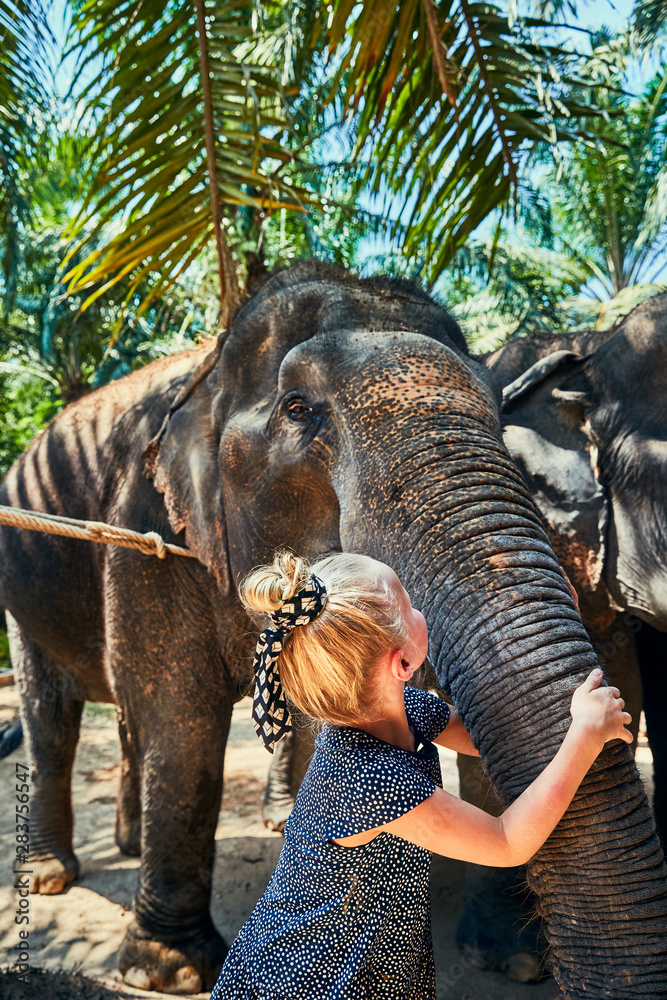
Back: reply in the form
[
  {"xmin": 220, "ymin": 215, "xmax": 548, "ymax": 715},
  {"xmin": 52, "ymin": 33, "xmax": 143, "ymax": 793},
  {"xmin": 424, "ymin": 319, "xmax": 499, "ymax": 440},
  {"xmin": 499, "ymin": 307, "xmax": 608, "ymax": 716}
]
[
  {"xmin": 261, "ymin": 795, "xmax": 293, "ymax": 833},
  {"xmin": 118, "ymin": 917, "xmax": 227, "ymax": 994},
  {"xmin": 463, "ymin": 945, "xmax": 546, "ymax": 984},
  {"xmin": 503, "ymin": 951, "xmax": 546, "ymax": 983},
  {"xmin": 115, "ymin": 812, "xmax": 141, "ymax": 857},
  {"xmin": 28, "ymin": 852, "xmax": 79, "ymax": 894}
]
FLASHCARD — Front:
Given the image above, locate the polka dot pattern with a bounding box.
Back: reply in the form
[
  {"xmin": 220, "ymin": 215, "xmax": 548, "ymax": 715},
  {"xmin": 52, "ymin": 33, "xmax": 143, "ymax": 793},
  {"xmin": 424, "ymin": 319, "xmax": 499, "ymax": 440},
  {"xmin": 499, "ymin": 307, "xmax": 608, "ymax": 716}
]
[{"xmin": 211, "ymin": 687, "xmax": 451, "ymax": 1000}]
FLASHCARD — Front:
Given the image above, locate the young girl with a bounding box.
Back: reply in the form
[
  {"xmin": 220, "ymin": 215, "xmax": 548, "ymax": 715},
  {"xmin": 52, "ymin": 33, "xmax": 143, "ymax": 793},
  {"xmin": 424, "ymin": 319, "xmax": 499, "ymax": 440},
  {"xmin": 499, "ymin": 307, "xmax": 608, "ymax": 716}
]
[{"xmin": 211, "ymin": 550, "xmax": 632, "ymax": 1000}]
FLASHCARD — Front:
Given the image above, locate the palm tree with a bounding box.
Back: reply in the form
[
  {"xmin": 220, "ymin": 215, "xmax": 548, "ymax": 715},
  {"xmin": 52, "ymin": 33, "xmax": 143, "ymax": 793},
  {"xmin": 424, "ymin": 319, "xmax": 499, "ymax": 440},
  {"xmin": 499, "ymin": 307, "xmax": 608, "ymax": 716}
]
[
  {"xmin": 435, "ymin": 226, "xmax": 591, "ymax": 350},
  {"xmin": 63, "ymin": 0, "xmax": 620, "ymax": 321},
  {"xmin": 541, "ymin": 32, "xmax": 667, "ymax": 299},
  {"xmin": 64, "ymin": 0, "xmax": 314, "ymax": 327},
  {"xmin": 429, "ymin": 29, "xmax": 667, "ymax": 348},
  {"xmin": 0, "ymin": 130, "xmax": 219, "ymax": 404},
  {"xmin": 324, "ymin": 0, "xmax": 615, "ymax": 283}
]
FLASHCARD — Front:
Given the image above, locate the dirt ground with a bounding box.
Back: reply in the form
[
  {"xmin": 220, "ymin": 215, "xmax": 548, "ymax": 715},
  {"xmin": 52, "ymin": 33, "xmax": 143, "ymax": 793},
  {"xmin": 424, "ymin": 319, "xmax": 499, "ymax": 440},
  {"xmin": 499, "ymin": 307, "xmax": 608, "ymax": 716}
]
[{"xmin": 0, "ymin": 682, "xmax": 655, "ymax": 1000}]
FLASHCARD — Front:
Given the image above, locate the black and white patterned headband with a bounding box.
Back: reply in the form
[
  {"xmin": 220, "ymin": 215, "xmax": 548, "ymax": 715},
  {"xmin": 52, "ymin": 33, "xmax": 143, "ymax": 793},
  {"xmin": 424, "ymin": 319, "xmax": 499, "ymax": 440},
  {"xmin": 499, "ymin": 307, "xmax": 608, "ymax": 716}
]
[{"xmin": 252, "ymin": 574, "xmax": 327, "ymax": 752}]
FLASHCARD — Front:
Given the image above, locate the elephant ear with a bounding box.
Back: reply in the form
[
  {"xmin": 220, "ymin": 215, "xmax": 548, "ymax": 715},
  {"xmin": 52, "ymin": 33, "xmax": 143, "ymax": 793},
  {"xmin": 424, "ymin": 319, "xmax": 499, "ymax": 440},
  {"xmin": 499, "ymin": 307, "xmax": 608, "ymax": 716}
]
[
  {"xmin": 143, "ymin": 335, "xmax": 230, "ymax": 595},
  {"xmin": 501, "ymin": 350, "xmax": 610, "ymax": 602},
  {"xmin": 502, "ymin": 350, "xmax": 580, "ymax": 406}
]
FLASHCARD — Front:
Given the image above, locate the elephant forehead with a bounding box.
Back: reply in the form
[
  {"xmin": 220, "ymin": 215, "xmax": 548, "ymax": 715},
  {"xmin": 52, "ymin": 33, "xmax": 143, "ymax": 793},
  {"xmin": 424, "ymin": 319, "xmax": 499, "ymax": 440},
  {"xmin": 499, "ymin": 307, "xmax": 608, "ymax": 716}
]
[
  {"xmin": 228, "ymin": 280, "xmax": 455, "ymax": 371},
  {"xmin": 588, "ymin": 309, "xmax": 667, "ymax": 409},
  {"xmin": 280, "ymin": 330, "xmax": 495, "ymax": 411},
  {"xmin": 233, "ymin": 265, "xmax": 467, "ymax": 346}
]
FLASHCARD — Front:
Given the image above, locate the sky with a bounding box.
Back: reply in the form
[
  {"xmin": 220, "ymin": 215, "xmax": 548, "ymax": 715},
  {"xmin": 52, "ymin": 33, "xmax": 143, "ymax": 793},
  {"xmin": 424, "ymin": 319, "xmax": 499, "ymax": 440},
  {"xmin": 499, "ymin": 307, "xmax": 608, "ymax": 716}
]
[{"xmin": 577, "ymin": 0, "xmax": 634, "ymax": 31}]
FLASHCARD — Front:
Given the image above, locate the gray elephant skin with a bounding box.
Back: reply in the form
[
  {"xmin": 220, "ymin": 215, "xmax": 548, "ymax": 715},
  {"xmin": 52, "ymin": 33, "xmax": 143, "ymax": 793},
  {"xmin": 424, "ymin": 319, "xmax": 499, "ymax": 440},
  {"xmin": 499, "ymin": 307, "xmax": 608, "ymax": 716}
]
[
  {"xmin": 1, "ymin": 263, "xmax": 666, "ymax": 997},
  {"xmin": 489, "ymin": 293, "xmax": 667, "ymax": 835},
  {"xmin": 453, "ymin": 293, "xmax": 667, "ymax": 980}
]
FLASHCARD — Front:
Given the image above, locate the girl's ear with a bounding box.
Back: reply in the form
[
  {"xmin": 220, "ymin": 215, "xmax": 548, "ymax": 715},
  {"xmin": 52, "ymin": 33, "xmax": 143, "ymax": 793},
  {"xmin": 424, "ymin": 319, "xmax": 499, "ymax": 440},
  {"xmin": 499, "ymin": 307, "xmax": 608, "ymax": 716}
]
[{"xmin": 388, "ymin": 647, "xmax": 413, "ymax": 682}]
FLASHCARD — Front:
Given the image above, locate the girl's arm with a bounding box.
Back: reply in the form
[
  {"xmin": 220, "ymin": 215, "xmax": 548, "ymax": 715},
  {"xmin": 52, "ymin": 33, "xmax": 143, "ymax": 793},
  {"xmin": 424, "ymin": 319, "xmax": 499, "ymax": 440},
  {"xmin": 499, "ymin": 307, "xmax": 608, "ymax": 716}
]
[
  {"xmin": 433, "ymin": 704, "xmax": 480, "ymax": 756},
  {"xmin": 334, "ymin": 670, "xmax": 632, "ymax": 862},
  {"xmin": 385, "ymin": 669, "xmax": 631, "ymax": 865}
]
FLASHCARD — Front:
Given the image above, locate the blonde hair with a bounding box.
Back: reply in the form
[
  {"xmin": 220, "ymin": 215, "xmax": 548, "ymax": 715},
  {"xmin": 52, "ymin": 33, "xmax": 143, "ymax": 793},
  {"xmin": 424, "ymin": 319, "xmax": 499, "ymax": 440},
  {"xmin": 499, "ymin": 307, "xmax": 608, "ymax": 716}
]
[{"xmin": 240, "ymin": 550, "xmax": 412, "ymax": 727}]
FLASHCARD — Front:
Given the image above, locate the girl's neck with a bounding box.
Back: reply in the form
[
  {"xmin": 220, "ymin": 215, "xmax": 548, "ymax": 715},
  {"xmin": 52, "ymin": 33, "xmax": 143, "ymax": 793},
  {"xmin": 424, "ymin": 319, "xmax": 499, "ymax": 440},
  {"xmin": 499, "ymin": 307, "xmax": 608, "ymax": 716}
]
[
  {"xmin": 360, "ymin": 684, "xmax": 416, "ymax": 752},
  {"xmin": 363, "ymin": 715, "xmax": 416, "ymax": 752}
]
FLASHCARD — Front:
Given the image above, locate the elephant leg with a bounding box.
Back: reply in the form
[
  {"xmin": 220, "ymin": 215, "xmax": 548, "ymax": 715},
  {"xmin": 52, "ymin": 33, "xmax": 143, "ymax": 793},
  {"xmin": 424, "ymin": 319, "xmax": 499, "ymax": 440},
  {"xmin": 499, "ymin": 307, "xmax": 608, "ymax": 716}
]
[
  {"xmin": 593, "ymin": 614, "xmax": 642, "ymax": 746},
  {"xmin": 6, "ymin": 611, "xmax": 83, "ymax": 894},
  {"xmin": 115, "ymin": 680, "xmax": 231, "ymax": 994},
  {"xmin": 115, "ymin": 710, "xmax": 141, "ymax": 857},
  {"xmin": 262, "ymin": 711, "xmax": 317, "ymax": 832},
  {"xmin": 102, "ymin": 550, "xmax": 234, "ymax": 994},
  {"xmin": 262, "ymin": 728, "xmax": 296, "ymax": 832},
  {"xmin": 118, "ymin": 693, "xmax": 231, "ymax": 994},
  {"xmin": 456, "ymin": 754, "xmax": 546, "ymax": 983},
  {"xmin": 634, "ymin": 621, "xmax": 667, "ymax": 850}
]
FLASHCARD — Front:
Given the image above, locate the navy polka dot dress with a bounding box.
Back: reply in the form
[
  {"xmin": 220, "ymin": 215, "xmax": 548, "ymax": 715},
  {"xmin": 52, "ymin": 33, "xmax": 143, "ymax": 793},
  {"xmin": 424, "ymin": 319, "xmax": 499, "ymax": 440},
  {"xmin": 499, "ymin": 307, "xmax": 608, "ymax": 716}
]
[{"xmin": 211, "ymin": 687, "xmax": 451, "ymax": 1000}]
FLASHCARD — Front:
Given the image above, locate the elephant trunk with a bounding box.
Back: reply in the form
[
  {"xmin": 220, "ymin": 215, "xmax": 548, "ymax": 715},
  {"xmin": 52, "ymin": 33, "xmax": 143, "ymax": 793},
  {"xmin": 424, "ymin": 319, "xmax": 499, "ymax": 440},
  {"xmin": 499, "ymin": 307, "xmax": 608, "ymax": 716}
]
[{"xmin": 343, "ymin": 420, "xmax": 667, "ymax": 997}]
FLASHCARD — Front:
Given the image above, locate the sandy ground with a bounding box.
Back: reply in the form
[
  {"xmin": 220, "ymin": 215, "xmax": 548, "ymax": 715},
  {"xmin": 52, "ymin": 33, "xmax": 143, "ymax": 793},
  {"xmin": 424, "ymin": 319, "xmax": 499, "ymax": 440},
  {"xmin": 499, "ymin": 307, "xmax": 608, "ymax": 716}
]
[{"xmin": 0, "ymin": 682, "xmax": 655, "ymax": 1000}]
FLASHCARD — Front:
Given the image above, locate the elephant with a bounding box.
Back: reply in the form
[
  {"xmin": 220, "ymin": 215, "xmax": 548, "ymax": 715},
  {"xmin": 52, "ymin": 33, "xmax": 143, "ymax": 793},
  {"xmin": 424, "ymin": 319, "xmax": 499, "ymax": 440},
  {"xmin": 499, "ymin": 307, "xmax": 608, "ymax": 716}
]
[
  {"xmin": 1, "ymin": 262, "xmax": 667, "ymax": 997},
  {"xmin": 452, "ymin": 292, "xmax": 667, "ymax": 979},
  {"xmin": 488, "ymin": 293, "xmax": 667, "ymax": 825}
]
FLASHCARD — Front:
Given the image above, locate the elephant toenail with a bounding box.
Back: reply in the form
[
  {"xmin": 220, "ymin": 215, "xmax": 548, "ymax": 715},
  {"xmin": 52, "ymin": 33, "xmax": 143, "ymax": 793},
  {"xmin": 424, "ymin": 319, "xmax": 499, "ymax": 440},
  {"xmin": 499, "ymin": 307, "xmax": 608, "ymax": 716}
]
[
  {"xmin": 124, "ymin": 966, "xmax": 152, "ymax": 990},
  {"xmin": 165, "ymin": 966, "xmax": 202, "ymax": 994},
  {"xmin": 504, "ymin": 951, "xmax": 543, "ymax": 983}
]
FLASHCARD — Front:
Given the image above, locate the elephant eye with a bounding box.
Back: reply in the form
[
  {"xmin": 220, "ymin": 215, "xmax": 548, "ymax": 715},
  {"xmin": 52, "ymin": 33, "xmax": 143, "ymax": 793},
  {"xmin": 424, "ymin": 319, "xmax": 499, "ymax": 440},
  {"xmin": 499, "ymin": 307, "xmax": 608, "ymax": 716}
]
[{"xmin": 286, "ymin": 398, "xmax": 314, "ymax": 421}]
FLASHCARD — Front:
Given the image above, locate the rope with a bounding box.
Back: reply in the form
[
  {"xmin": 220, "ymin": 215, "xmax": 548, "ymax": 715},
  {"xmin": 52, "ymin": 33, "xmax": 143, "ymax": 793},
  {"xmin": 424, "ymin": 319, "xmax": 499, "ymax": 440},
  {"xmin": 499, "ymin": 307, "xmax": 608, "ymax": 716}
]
[{"xmin": 0, "ymin": 505, "xmax": 196, "ymax": 560}]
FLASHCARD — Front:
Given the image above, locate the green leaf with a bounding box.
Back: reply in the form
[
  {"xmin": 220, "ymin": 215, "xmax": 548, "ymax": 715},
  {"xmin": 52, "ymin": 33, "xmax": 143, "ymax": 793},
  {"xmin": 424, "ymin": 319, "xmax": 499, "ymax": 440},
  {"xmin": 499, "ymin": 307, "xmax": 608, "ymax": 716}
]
[
  {"xmin": 0, "ymin": 0, "xmax": 53, "ymax": 311},
  {"xmin": 65, "ymin": 0, "xmax": 313, "ymax": 325},
  {"xmin": 326, "ymin": 0, "xmax": 611, "ymax": 278}
]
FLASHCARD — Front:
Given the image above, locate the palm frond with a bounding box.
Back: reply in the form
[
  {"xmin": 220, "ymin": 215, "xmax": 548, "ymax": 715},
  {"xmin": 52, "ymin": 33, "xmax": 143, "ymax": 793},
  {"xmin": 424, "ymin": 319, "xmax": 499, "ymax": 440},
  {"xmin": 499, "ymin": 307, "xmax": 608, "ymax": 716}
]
[
  {"xmin": 540, "ymin": 51, "xmax": 667, "ymax": 294},
  {"xmin": 0, "ymin": 0, "xmax": 52, "ymax": 310},
  {"xmin": 326, "ymin": 0, "xmax": 607, "ymax": 280},
  {"xmin": 633, "ymin": 0, "xmax": 667, "ymax": 45},
  {"xmin": 65, "ymin": 0, "xmax": 313, "ymax": 324},
  {"xmin": 440, "ymin": 229, "xmax": 590, "ymax": 345},
  {"xmin": 564, "ymin": 282, "xmax": 667, "ymax": 329}
]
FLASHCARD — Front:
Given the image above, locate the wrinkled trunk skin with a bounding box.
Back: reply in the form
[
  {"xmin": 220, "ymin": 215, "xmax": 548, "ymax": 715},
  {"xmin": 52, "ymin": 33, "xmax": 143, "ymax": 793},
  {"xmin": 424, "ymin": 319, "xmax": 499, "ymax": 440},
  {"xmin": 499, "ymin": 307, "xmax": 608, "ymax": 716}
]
[
  {"xmin": 454, "ymin": 612, "xmax": 646, "ymax": 977},
  {"xmin": 329, "ymin": 342, "xmax": 667, "ymax": 997}
]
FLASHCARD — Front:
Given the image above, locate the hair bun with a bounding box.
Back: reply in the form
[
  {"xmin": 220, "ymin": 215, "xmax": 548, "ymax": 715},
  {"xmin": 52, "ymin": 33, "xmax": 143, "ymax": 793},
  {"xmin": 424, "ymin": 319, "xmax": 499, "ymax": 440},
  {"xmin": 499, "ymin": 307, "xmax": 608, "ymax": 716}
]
[{"xmin": 240, "ymin": 550, "xmax": 312, "ymax": 616}]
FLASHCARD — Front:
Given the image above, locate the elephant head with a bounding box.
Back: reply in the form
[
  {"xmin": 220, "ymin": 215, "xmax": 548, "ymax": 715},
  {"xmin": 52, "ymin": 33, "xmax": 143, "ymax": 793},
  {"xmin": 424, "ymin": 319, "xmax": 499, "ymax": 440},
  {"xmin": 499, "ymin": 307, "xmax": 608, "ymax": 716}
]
[
  {"xmin": 500, "ymin": 293, "xmax": 667, "ymax": 633},
  {"xmin": 145, "ymin": 263, "xmax": 667, "ymax": 997}
]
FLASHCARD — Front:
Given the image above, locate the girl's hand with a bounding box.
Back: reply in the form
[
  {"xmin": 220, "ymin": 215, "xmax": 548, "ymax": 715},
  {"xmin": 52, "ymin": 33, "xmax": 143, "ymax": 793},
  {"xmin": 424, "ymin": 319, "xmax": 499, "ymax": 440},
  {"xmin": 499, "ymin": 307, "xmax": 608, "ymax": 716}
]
[
  {"xmin": 356, "ymin": 667, "xmax": 633, "ymax": 868},
  {"xmin": 570, "ymin": 668, "xmax": 633, "ymax": 748}
]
